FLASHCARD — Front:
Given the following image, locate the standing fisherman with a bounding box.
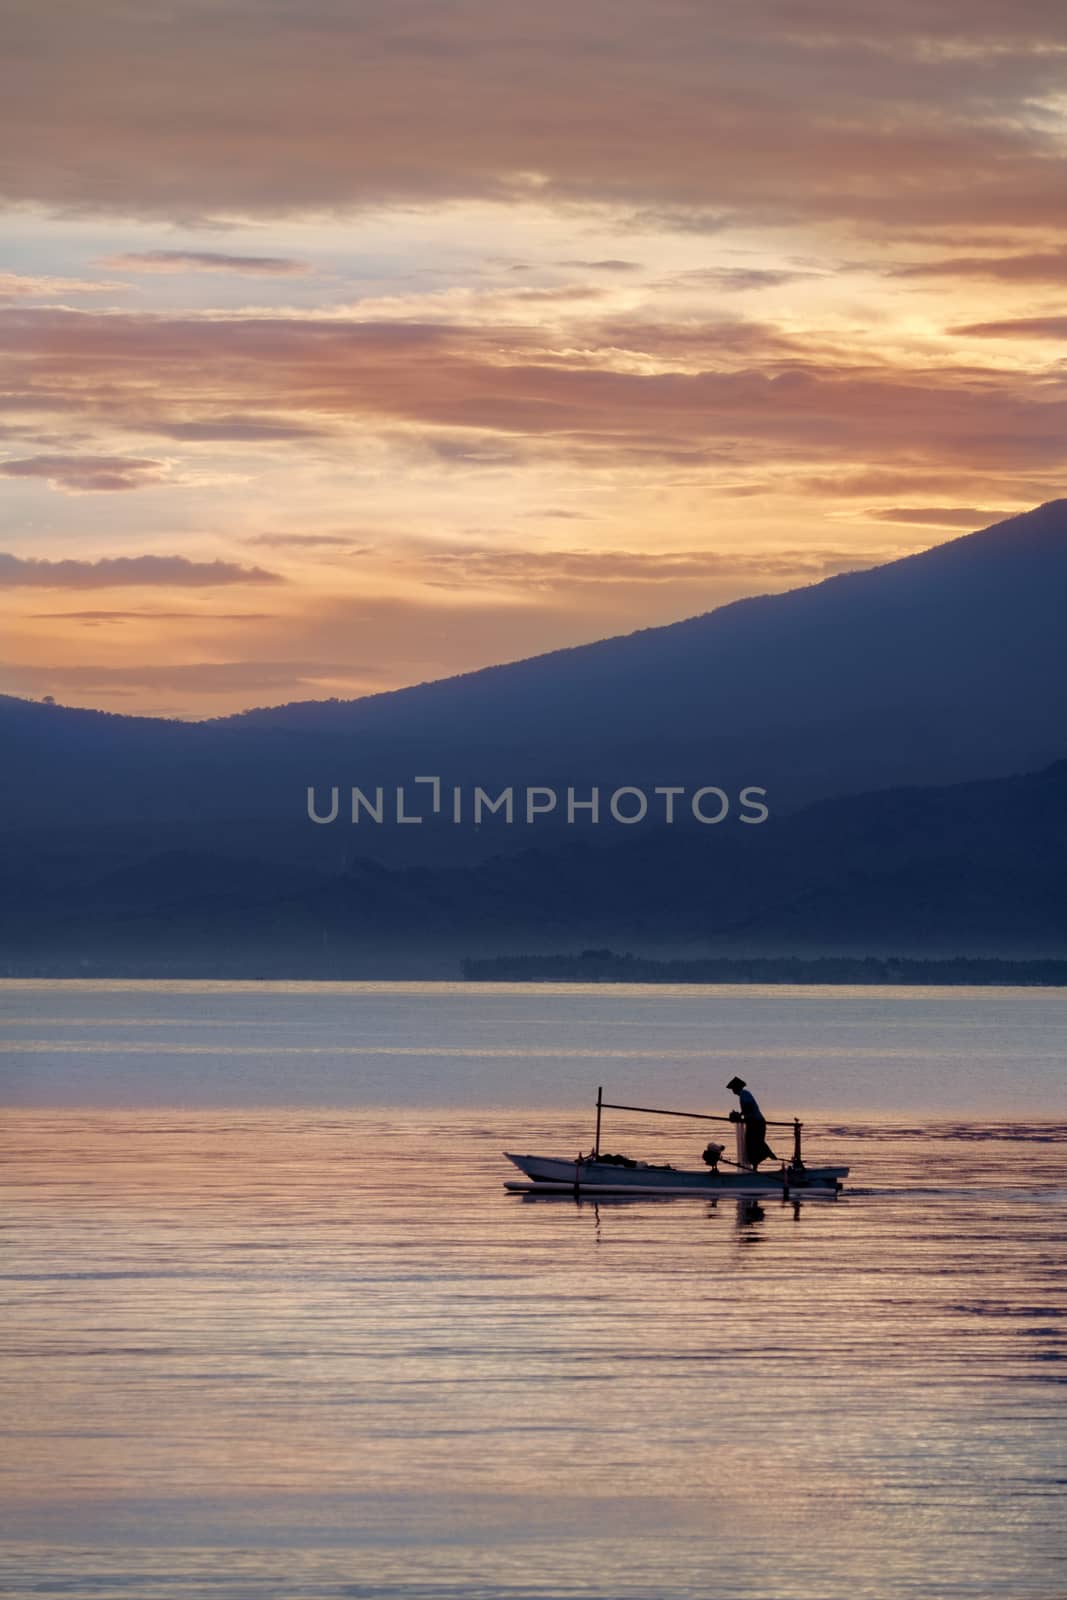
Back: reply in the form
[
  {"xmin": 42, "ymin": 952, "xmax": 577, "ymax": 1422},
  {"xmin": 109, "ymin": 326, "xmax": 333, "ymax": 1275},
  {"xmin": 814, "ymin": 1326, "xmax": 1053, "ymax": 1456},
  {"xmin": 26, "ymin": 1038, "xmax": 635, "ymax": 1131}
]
[{"xmin": 727, "ymin": 1076, "xmax": 777, "ymax": 1169}]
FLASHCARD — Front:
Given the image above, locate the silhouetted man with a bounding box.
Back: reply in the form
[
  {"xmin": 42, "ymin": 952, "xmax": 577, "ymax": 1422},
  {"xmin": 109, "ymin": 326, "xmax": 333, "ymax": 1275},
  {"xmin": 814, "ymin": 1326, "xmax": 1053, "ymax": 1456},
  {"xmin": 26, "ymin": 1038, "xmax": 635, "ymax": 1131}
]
[{"xmin": 727, "ymin": 1075, "xmax": 776, "ymax": 1169}]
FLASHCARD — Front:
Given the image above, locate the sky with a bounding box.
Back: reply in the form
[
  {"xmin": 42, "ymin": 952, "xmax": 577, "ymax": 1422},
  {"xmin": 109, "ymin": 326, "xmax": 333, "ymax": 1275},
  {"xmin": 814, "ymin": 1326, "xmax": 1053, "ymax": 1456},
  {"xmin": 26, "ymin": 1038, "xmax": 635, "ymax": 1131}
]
[{"xmin": 2, "ymin": 0, "xmax": 1066, "ymax": 718}]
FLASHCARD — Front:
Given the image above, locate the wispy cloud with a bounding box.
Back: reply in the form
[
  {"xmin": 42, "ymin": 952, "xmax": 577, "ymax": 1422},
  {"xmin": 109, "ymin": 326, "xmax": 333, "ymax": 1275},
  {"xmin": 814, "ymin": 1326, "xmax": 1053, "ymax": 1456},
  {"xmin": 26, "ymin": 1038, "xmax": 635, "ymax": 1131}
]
[
  {"xmin": 664, "ymin": 267, "xmax": 813, "ymax": 292},
  {"xmin": 245, "ymin": 533, "xmax": 366, "ymax": 549},
  {"xmin": 0, "ymin": 553, "xmax": 282, "ymax": 588},
  {"xmin": 0, "ymin": 454, "xmax": 169, "ymax": 492},
  {"xmin": 0, "ymin": 272, "xmax": 125, "ymax": 299},
  {"xmin": 894, "ymin": 250, "xmax": 1067, "ymax": 284},
  {"xmin": 866, "ymin": 506, "xmax": 1008, "ymax": 528},
  {"xmin": 28, "ymin": 609, "xmax": 277, "ymax": 621},
  {"xmin": 401, "ymin": 542, "xmax": 874, "ymax": 589},
  {"xmin": 3, "ymin": 308, "xmax": 1067, "ymax": 481},
  {"xmin": 558, "ymin": 259, "xmax": 642, "ymax": 272},
  {"xmin": 3, "ymin": 659, "xmax": 378, "ymax": 695},
  {"xmin": 149, "ymin": 416, "xmax": 328, "ymax": 442},
  {"xmin": 796, "ymin": 469, "xmax": 1052, "ymax": 500},
  {"xmin": 99, "ymin": 250, "xmax": 313, "ymax": 276},
  {"xmin": 950, "ymin": 316, "xmax": 1067, "ymax": 339}
]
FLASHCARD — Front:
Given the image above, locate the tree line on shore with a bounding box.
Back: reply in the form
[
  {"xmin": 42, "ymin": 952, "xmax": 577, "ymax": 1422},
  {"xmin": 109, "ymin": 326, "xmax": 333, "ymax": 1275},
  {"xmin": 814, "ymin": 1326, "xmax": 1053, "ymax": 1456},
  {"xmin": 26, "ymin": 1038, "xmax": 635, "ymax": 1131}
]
[{"xmin": 461, "ymin": 951, "xmax": 1067, "ymax": 985}]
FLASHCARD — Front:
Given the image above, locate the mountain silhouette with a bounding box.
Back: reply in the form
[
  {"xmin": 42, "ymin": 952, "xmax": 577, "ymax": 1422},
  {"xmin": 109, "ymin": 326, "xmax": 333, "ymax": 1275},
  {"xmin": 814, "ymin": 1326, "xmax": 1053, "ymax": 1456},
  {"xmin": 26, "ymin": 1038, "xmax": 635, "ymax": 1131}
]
[
  {"xmin": 4, "ymin": 500, "xmax": 1067, "ymax": 857},
  {"xmin": 218, "ymin": 497, "xmax": 1067, "ymax": 798},
  {"xmin": 5, "ymin": 757, "xmax": 1066, "ymax": 975}
]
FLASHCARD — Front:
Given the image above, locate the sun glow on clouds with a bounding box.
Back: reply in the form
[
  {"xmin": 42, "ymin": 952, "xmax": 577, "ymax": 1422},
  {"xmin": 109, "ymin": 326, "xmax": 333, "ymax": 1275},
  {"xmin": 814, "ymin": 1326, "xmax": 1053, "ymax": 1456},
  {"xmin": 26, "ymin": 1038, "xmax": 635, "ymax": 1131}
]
[{"xmin": 1, "ymin": 0, "xmax": 1066, "ymax": 715}]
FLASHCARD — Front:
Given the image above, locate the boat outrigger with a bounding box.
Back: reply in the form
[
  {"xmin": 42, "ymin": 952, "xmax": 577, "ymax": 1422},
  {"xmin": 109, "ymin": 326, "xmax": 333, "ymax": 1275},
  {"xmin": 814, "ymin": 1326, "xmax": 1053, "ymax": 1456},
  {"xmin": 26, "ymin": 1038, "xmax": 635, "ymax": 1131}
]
[{"xmin": 505, "ymin": 1086, "xmax": 849, "ymax": 1196}]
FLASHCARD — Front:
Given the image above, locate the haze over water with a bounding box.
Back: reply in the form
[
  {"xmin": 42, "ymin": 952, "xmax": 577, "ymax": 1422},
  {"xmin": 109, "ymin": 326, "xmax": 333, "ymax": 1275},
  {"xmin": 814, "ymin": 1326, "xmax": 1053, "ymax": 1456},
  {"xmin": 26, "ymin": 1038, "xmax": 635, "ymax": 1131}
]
[{"xmin": 1, "ymin": 981, "xmax": 1065, "ymax": 1599}]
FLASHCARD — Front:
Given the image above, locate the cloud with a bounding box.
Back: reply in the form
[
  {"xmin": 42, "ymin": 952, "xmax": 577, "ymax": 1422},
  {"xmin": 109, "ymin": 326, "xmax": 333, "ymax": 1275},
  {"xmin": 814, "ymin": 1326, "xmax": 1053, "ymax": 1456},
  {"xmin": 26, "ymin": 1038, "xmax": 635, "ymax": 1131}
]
[
  {"xmin": 2, "ymin": 659, "xmax": 379, "ymax": 695},
  {"xmin": 894, "ymin": 250, "xmax": 1067, "ymax": 284},
  {"xmin": 950, "ymin": 317, "xmax": 1067, "ymax": 339},
  {"xmin": 0, "ymin": 272, "xmax": 125, "ymax": 300},
  {"xmin": 3, "ymin": 307, "xmax": 1067, "ymax": 485},
  {"xmin": 576, "ymin": 315, "xmax": 812, "ymax": 360},
  {"xmin": 866, "ymin": 506, "xmax": 1010, "ymax": 528},
  {"xmin": 245, "ymin": 533, "xmax": 366, "ymax": 548},
  {"xmin": 401, "ymin": 541, "xmax": 875, "ymax": 589},
  {"xmin": 423, "ymin": 436, "xmax": 529, "ymax": 467},
  {"xmin": 666, "ymin": 267, "xmax": 813, "ymax": 292},
  {"xmin": 149, "ymin": 416, "xmax": 328, "ymax": 442},
  {"xmin": 525, "ymin": 508, "xmax": 591, "ymax": 519},
  {"xmin": 0, "ymin": 553, "xmax": 282, "ymax": 588},
  {"xmin": 28, "ymin": 609, "xmax": 277, "ymax": 621},
  {"xmin": 0, "ymin": 453, "xmax": 168, "ymax": 492},
  {"xmin": 621, "ymin": 209, "xmax": 734, "ymax": 236},
  {"xmin": 99, "ymin": 250, "xmax": 313, "ymax": 276},
  {"xmin": 2, "ymin": 1, "xmax": 1066, "ymax": 234},
  {"xmin": 559, "ymin": 259, "xmax": 642, "ymax": 272},
  {"xmin": 795, "ymin": 469, "xmax": 1056, "ymax": 500}
]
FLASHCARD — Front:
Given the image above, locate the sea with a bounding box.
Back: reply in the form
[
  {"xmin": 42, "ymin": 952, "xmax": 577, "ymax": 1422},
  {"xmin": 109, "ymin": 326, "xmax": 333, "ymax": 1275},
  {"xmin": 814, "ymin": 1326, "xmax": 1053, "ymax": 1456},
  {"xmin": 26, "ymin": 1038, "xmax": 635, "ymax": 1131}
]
[{"xmin": 1, "ymin": 979, "xmax": 1065, "ymax": 1600}]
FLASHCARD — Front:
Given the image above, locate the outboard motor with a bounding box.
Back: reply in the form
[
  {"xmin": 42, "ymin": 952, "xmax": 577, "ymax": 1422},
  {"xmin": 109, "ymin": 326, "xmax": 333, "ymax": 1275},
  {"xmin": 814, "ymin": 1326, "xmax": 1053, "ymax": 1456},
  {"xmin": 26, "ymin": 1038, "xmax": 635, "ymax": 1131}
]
[{"xmin": 702, "ymin": 1141, "xmax": 724, "ymax": 1168}]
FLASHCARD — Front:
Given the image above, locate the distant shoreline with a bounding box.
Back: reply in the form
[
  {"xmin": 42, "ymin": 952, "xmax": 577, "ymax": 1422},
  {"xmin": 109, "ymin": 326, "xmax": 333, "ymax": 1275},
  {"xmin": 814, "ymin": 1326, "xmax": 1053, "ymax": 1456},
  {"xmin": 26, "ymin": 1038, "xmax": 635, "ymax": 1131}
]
[
  {"xmin": 461, "ymin": 951, "xmax": 1067, "ymax": 986},
  {"xmin": 4, "ymin": 952, "xmax": 1067, "ymax": 986}
]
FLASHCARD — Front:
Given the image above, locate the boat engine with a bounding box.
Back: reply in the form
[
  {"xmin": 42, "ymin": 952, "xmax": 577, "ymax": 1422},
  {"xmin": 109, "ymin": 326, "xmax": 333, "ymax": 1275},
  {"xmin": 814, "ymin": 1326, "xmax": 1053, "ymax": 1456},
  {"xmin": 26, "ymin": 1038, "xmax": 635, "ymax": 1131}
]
[{"xmin": 701, "ymin": 1141, "xmax": 724, "ymax": 1168}]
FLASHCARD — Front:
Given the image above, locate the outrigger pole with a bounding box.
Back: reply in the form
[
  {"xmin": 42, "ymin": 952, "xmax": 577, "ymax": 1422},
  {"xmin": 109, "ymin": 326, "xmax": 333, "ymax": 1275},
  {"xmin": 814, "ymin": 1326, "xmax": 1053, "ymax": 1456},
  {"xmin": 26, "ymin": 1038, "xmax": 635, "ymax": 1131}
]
[{"xmin": 592, "ymin": 1086, "xmax": 803, "ymax": 1165}]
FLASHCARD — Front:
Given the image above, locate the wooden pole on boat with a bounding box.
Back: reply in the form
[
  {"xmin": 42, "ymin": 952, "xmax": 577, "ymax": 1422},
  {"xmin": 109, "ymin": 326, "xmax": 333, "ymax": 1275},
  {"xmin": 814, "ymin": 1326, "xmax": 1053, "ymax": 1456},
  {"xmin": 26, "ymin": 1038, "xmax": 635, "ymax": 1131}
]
[
  {"xmin": 594, "ymin": 1085, "xmax": 603, "ymax": 1159},
  {"xmin": 598, "ymin": 1098, "xmax": 793, "ymax": 1127}
]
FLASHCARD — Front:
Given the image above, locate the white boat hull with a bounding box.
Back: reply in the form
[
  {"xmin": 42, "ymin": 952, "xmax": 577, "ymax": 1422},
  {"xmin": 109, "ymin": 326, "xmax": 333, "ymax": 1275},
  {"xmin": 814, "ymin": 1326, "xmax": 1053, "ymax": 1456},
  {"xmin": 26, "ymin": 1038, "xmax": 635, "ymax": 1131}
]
[{"xmin": 504, "ymin": 1152, "xmax": 847, "ymax": 1194}]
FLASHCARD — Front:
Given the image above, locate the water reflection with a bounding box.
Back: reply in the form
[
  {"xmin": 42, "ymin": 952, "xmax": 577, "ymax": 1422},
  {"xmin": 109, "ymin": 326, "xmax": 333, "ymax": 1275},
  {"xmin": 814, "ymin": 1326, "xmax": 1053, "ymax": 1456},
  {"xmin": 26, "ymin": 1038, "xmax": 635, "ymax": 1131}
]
[
  {"xmin": 519, "ymin": 1191, "xmax": 834, "ymax": 1238},
  {"xmin": 0, "ymin": 1107, "xmax": 1064, "ymax": 1600},
  {"xmin": 735, "ymin": 1198, "xmax": 766, "ymax": 1229}
]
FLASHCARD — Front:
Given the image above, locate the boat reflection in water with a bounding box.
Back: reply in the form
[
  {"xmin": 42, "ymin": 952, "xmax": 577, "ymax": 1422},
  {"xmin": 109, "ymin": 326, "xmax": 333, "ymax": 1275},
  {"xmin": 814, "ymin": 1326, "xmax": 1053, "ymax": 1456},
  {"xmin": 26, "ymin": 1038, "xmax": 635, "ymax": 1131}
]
[{"xmin": 513, "ymin": 1189, "xmax": 833, "ymax": 1230}]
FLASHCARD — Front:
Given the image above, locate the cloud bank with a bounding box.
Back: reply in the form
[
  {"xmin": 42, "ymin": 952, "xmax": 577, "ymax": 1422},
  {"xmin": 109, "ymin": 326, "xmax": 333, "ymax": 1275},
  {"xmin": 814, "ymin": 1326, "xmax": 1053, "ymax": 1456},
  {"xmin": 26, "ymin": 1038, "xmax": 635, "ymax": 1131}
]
[
  {"xmin": 0, "ymin": 553, "xmax": 282, "ymax": 589},
  {"xmin": 1, "ymin": 0, "xmax": 1065, "ymax": 233},
  {"xmin": 3, "ymin": 307, "xmax": 1065, "ymax": 481}
]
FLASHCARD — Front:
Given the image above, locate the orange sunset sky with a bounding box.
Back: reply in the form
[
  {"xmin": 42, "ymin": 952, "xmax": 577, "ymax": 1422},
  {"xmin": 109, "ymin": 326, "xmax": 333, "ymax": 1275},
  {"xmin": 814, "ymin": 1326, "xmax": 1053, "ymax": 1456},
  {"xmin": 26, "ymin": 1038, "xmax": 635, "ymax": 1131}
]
[{"xmin": 1, "ymin": 0, "xmax": 1066, "ymax": 717}]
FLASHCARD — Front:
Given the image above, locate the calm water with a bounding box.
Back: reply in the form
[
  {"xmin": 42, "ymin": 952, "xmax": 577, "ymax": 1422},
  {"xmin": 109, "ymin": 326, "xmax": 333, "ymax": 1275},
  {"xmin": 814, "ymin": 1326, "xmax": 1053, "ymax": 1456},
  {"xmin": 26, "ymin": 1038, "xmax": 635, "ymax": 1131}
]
[{"xmin": 1, "ymin": 982, "xmax": 1065, "ymax": 1599}]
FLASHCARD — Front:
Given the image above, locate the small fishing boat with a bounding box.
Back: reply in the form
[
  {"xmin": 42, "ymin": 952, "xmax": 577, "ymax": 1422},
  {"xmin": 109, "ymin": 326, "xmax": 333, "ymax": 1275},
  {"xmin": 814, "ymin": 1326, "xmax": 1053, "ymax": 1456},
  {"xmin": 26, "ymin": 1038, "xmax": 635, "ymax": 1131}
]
[{"xmin": 504, "ymin": 1088, "xmax": 849, "ymax": 1196}]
